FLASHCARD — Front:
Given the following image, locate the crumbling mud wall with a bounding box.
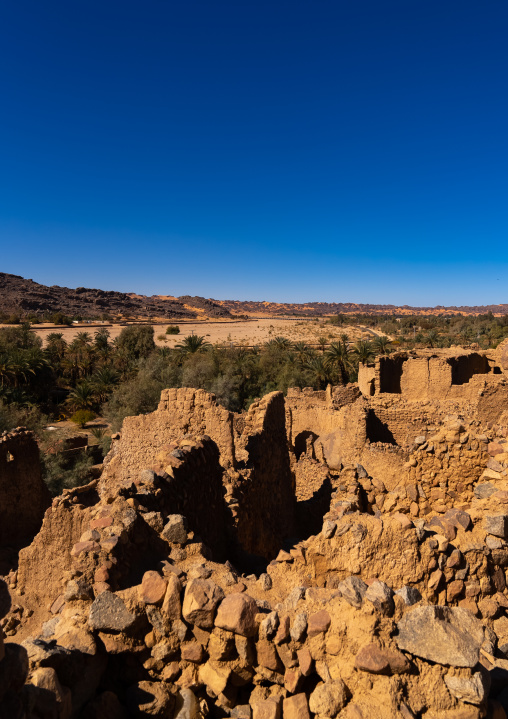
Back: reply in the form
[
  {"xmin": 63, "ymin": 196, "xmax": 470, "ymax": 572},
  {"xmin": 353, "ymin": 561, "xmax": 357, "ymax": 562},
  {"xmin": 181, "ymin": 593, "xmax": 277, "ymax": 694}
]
[
  {"xmin": 314, "ymin": 398, "xmax": 368, "ymax": 469},
  {"xmin": 133, "ymin": 435, "xmax": 229, "ymax": 561},
  {"xmin": 0, "ymin": 429, "xmax": 50, "ymax": 549},
  {"xmin": 157, "ymin": 388, "xmax": 235, "ymax": 468},
  {"xmin": 361, "ymin": 348, "xmax": 505, "ymax": 405},
  {"xmin": 102, "ymin": 388, "xmax": 235, "ymax": 488},
  {"xmin": 285, "ymin": 385, "xmax": 360, "ymax": 451},
  {"xmin": 231, "ymin": 392, "xmax": 296, "ymax": 561}
]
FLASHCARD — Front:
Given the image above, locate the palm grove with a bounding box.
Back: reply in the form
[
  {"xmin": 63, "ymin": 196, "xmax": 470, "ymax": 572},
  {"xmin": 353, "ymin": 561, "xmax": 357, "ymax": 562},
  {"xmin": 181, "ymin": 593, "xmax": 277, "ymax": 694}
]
[{"xmin": 1, "ymin": 314, "xmax": 507, "ymax": 493}]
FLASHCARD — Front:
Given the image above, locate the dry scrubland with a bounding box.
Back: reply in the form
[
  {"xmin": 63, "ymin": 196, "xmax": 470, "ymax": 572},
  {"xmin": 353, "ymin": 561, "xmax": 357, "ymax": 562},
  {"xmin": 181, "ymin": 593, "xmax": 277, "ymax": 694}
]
[{"xmin": 18, "ymin": 319, "xmax": 374, "ymax": 348}]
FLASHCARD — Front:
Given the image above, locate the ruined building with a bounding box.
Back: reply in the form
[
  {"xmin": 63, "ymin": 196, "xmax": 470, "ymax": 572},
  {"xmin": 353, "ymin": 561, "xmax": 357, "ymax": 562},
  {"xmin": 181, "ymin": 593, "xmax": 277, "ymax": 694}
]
[{"xmin": 0, "ymin": 341, "xmax": 508, "ymax": 717}]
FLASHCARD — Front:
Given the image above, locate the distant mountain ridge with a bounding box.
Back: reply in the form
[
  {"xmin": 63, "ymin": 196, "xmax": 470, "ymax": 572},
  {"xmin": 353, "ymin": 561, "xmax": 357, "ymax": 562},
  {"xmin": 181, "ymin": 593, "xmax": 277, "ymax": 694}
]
[{"xmin": 0, "ymin": 272, "xmax": 506, "ymax": 320}]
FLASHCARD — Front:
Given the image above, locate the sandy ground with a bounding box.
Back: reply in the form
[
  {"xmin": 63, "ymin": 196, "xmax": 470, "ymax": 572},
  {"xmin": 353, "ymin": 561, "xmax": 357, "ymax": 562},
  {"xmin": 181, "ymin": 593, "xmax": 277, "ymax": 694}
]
[{"xmin": 10, "ymin": 319, "xmax": 381, "ymax": 348}]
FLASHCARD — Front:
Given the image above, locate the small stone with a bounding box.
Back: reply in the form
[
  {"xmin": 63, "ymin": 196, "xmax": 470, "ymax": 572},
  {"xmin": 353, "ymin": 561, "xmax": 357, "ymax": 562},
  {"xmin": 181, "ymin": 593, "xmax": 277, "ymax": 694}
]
[
  {"xmin": 364, "ymin": 580, "xmax": 394, "ymax": 616},
  {"xmin": 64, "ymin": 579, "xmax": 93, "ymax": 602},
  {"xmin": 162, "ymin": 573, "xmax": 182, "ymax": 620},
  {"xmin": 447, "ymin": 580, "xmax": 464, "ymax": 603},
  {"xmin": 141, "ymin": 571, "xmax": 167, "ymax": 605},
  {"xmin": 284, "ymin": 667, "xmax": 303, "ymax": 693},
  {"xmin": 259, "ymin": 611, "xmax": 278, "ymax": 639},
  {"xmin": 322, "ymin": 520, "xmax": 336, "ymax": 539},
  {"xmin": 181, "ymin": 641, "xmax": 205, "ymax": 663},
  {"xmin": 161, "ymin": 514, "xmax": 188, "ymax": 544},
  {"xmin": 71, "ymin": 540, "xmax": 100, "ymax": 556},
  {"xmin": 309, "ymin": 680, "xmax": 348, "ymax": 716},
  {"xmin": 251, "ymin": 699, "xmax": 281, "ymax": 719},
  {"xmin": 215, "ymin": 593, "xmax": 258, "ymax": 636},
  {"xmin": 445, "ymin": 671, "xmax": 489, "ymax": 705},
  {"xmin": 256, "ymin": 639, "xmax": 281, "ymax": 671},
  {"xmin": 428, "ymin": 569, "xmax": 444, "ymax": 592},
  {"xmin": 336, "ymin": 575, "xmax": 367, "ymax": 608},
  {"xmin": 199, "ymin": 660, "xmax": 231, "ymax": 696},
  {"xmin": 257, "ymin": 573, "xmax": 272, "ymax": 591},
  {"xmin": 88, "ymin": 591, "xmax": 137, "ymax": 632},
  {"xmin": 446, "ymin": 549, "xmax": 462, "ymax": 568},
  {"xmin": 484, "ymin": 515, "xmax": 508, "ymax": 539},
  {"xmin": 274, "ymin": 615, "xmax": 290, "ymax": 645},
  {"xmin": 283, "ymin": 693, "xmax": 310, "ymax": 719},
  {"xmin": 307, "ymin": 610, "xmax": 331, "ymax": 637},
  {"xmin": 290, "ymin": 612, "xmax": 307, "ymax": 642},
  {"xmin": 355, "ymin": 643, "xmax": 410, "ymax": 675},
  {"xmin": 396, "ymin": 605, "xmax": 484, "ymax": 668},
  {"xmin": 182, "ymin": 579, "xmax": 224, "ymax": 629},
  {"xmin": 395, "ymin": 586, "xmax": 422, "ymax": 606},
  {"xmin": 297, "ymin": 646, "xmax": 313, "ymax": 676}
]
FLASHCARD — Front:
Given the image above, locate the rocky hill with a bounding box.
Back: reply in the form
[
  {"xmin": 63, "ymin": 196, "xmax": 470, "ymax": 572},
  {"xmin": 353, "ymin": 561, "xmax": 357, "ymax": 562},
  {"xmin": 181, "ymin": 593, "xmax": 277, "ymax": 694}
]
[
  {"xmin": 217, "ymin": 298, "xmax": 508, "ymax": 317},
  {"xmin": 1, "ymin": 272, "xmax": 507, "ymax": 321},
  {"xmin": 0, "ymin": 273, "xmax": 232, "ymax": 320}
]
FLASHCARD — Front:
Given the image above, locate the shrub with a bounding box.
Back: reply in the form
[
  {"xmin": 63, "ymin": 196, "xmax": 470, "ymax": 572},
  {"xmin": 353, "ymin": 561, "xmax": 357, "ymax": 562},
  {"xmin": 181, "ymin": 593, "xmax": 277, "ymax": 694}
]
[
  {"xmin": 42, "ymin": 451, "xmax": 95, "ymax": 496},
  {"xmin": 166, "ymin": 325, "xmax": 180, "ymax": 335},
  {"xmin": 116, "ymin": 325, "xmax": 155, "ymax": 359},
  {"xmin": 71, "ymin": 409, "xmax": 96, "ymax": 428}
]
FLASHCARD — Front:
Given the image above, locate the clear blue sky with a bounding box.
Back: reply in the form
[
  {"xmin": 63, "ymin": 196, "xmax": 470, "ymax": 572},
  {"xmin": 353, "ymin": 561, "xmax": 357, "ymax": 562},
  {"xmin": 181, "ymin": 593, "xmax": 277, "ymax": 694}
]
[{"xmin": 1, "ymin": 0, "xmax": 507, "ymax": 305}]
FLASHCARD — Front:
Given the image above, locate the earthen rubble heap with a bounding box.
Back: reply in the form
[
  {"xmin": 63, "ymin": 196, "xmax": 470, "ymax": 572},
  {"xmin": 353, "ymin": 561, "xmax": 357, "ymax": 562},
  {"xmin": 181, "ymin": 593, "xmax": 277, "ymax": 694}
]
[{"xmin": 1, "ymin": 341, "xmax": 508, "ymax": 717}]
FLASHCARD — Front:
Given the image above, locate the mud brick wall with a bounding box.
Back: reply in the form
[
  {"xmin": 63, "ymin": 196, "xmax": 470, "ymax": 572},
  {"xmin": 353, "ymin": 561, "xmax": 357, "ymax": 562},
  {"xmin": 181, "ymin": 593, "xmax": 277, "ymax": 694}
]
[
  {"xmin": 0, "ymin": 429, "xmax": 50, "ymax": 548},
  {"xmin": 160, "ymin": 437, "xmax": 228, "ymax": 560},
  {"xmin": 103, "ymin": 388, "xmax": 235, "ymax": 488},
  {"xmin": 232, "ymin": 392, "xmax": 296, "ymax": 560}
]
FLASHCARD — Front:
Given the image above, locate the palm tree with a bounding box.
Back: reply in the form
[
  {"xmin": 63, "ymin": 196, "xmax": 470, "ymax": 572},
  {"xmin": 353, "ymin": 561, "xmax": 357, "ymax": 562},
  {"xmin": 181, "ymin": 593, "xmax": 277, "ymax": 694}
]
[
  {"xmin": 292, "ymin": 341, "xmax": 310, "ymax": 366},
  {"xmin": 68, "ymin": 380, "xmax": 96, "ymax": 411},
  {"xmin": 304, "ymin": 355, "xmax": 329, "ymax": 390},
  {"xmin": 94, "ymin": 328, "xmax": 111, "ymax": 357},
  {"xmin": 91, "ymin": 366, "xmax": 119, "ymax": 403},
  {"xmin": 265, "ymin": 337, "xmax": 292, "ymax": 351},
  {"xmin": 426, "ymin": 329, "xmax": 439, "ymax": 348},
  {"xmin": 317, "ymin": 337, "xmax": 328, "ymax": 353},
  {"xmin": 372, "ymin": 335, "xmax": 392, "ymax": 355},
  {"xmin": 0, "ymin": 356, "xmax": 15, "ymax": 387},
  {"xmin": 325, "ymin": 341, "xmax": 351, "ymax": 384},
  {"xmin": 46, "ymin": 333, "xmax": 67, "ymax": 360},
  {"xmin": 175, "ymin": 335, "xmax": 212, "ymax": 354},
  {"xmin": 75, "ymin": 331, "xmax": 92, "ymax": 347},
  {"xmin": 351, "ymin": 340, "xmax": 375, "ymax": 365}
]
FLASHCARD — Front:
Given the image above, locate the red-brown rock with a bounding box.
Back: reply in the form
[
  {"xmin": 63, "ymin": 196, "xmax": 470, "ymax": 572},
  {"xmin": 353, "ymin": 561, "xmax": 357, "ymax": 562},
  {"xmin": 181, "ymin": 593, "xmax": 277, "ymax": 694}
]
[{"xmin": 215, "ymin": 593, "xmax": 258, "ymax": 637}]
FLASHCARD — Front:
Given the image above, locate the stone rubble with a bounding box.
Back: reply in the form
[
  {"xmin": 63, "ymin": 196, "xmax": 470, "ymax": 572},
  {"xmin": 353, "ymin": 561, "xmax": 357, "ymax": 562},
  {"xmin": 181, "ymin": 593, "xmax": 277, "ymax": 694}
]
[{"xmin": 0, "ymin": 345, "xmax": 508, "ymax": 717}]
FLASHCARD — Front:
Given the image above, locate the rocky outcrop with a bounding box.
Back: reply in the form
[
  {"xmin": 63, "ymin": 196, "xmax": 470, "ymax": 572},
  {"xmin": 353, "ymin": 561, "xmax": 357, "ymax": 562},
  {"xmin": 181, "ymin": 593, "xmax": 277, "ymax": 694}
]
[{"xmin": 0, "ymin": 272, "xmax": 231, "ymax": 320}]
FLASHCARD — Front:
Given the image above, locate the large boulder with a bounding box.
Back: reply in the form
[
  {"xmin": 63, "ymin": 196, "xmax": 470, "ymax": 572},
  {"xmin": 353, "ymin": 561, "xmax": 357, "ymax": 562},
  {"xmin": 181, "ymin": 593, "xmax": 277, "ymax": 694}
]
[{"xmin": 396, "ymin": 605, "xmax": 484, "ymax": 667}]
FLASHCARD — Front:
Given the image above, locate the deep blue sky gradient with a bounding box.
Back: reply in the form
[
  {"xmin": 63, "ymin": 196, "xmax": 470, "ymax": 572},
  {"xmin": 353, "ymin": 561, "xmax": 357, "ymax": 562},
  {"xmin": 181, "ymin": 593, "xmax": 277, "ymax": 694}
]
[{"xmin": 1, "ymin": 0, "xmax": 507, "ymax": 304}]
